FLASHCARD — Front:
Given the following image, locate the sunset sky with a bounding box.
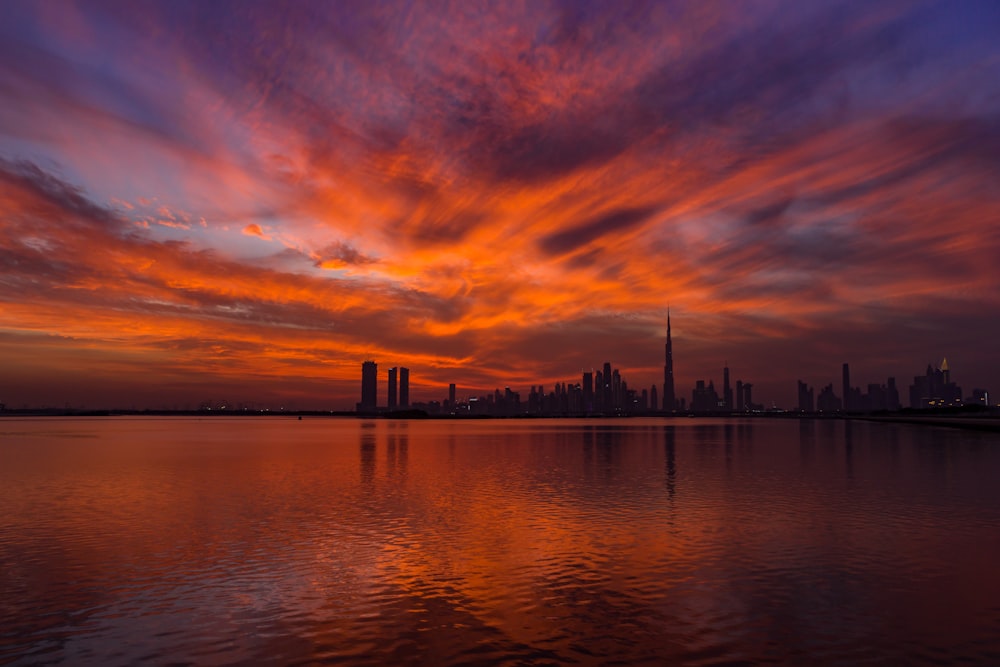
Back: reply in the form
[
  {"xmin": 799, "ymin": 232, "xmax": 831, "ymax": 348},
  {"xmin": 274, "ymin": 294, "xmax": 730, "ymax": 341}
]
[{"xmin": 2, "ymin": 0, "xmax": 999, "ymax": 410}]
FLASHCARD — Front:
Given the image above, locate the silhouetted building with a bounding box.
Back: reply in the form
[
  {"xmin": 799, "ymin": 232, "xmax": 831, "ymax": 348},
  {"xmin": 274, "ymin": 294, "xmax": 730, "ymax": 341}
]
[
  {"xmin": 582, "ymin": 372, "xmax": 593, "ymax": 413},
  {"xmin": 612, "ymin": 368, "xmax": 622, "ymax": 412},
  {"xmin": 650, "ymin": 384, "xmax": 658, "ymax": 413},
  {"xmin": 970, "ymin": 388, "xmax": 990, "ymax": 406},
  {"xmin": 663, "ymin": 311, "xmax": 676, "ymax": 411},
  {"xmin": 388, "ymin": 367, "xmax": 398, "ymax": 410},
  {"xmin": 602, "ymin": 362, "xmax": 613, "ymax": 413},
  {"xmin": 359, "ymin": 360, "xmax": 377, "ymax": 412},
  {"xmin": 723, "ymin": 363, "xmax": 732, "ymax": 411},
  {"xmin": 909, "ymin": 358, "xmax": 962, "ymax": 408},
  {"xmin": 691, "ymin": 379, "xmax": 719, "ymax": 412},
  {"xmin": 736, "ymin": 380, "xmax": 744, "ymax": 412},
  {"xmin": 866, "ymin": 383, "xmax": 886, "ymax": 411},
  {"xmin": 887, "ymin": 377, "xmax": 901, "ymax": 411},
  {"xmin": 448, "ymin": 383, "xmax": 456, "ymax": 407},
  {"xmin": 817, "ymin": 383, "xmax": 841, "ymax": 411},
  {"xmin": 399, "ymin": 367, "xmax": 410, "ymax": 407},
  {"xmin": 743, "ymin": 382, "xmax": 753, "ymax": 411},
  {"xmin": 797, "ymin": 380, "xmax": 815, "ymax": 412},
  {"xmin": 842, "ymin": 363, "xmax": 852, "ymax": 411}
]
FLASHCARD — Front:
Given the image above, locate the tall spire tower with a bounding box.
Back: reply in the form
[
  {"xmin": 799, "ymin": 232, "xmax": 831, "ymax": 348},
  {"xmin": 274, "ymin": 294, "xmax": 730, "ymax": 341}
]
[{"xmin": 663, "ymin": 309, "xmax": 675, "ymax": 411}]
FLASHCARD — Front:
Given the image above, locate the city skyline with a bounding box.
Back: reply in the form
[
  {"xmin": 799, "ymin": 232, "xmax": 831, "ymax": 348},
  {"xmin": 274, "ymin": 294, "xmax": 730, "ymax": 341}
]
[
  {"xmin": 356, "ymin": 317, "xmax": 992, "ymax": 416},
  {"xmin": 2, "ymin": 1, "xmax": 1000, "ymax": 411}
]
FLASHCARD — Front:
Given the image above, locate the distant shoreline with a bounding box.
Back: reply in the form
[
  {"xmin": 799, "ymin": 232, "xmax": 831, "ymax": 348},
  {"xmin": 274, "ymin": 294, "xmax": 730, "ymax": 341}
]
[{"xmin": 2, "ymin": 408, "xmax": 998, "ymax": 432}]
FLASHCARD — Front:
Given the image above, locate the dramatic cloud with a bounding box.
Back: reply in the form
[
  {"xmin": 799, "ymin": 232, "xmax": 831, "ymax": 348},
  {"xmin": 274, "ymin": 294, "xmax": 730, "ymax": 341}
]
[{"xmin": 1, "ymin": 0, "xmax": 999, "ymax": 409}]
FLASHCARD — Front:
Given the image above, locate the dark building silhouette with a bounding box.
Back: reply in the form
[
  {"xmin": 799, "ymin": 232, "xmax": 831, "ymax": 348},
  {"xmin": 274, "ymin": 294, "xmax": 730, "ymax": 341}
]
[
  {"xmin": 650, "ymin": 384, "xmax": 658, "ymax": 414},
  {"xmin": 743, "ymin": 382, "xmax": 753, "ymax": 411},
  {"xmin": 582, "ymin": 371, "xmax": 594, "ymax": 413},
  {"xmin": 602, "ymin": 362, "xmax": 613, "ymax": 413},
  {"xmin": 797, "ymin": 380, "xmax": 815, "ymax": 412},
  {"xmin": 736, "ymin": 380, "xmax": 744, "ymax": 411},
  {"xmin": 359, "ymin": 360, "xmax": 377, "ymax": 412},
  {"xmin": 612, "ymin": 368, "xmax": 622, "ymax": 411},
  {"xmin": 691, "ymin": 379, "xmax": 719, "ymax": 412},
  {"xmin": 399, "ymin": 367, "xmax": 410, "ymax": 407},
  {"xmin": 448, "ymin": 383, "xmax": 456, "ymax": 408},
  {"xmin": 388, "ymin": 367, "xmax": 398, "ymax": 410},
  {"xmin": 663, "ymin": 311, "xmax": 676, "ymax": 411},
  {"xmin": 595, "ymin": 370, "xmax": 604, "ymax": 412},
  {"xmin": 909, "ymin": 358, "xmax": 962, "ymax": 408},
  {"xmin": 723, "ymin": 363, "xmax": 732, "ymax": 411},
  {"xmin": 887, "ymin": 377, "xmax": 901, "ymax": 411},
  {"xmin": 842, "ymin": 363, "xmax": 852, "ymax": 411},
  {"xmin": 817, "ymin": 383, "xmax": 841, "ymax": 411}
]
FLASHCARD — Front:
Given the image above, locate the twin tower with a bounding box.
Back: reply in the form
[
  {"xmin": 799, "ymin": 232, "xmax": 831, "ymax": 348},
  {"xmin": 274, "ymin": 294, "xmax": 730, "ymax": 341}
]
[{"xmin": 358, "ymin": 360, "xmax": 409, "ymax": 413}]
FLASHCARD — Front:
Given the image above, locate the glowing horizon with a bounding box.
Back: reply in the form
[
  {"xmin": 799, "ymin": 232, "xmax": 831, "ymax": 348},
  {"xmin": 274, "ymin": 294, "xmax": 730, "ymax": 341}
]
[{"xmin": 2, "ymin": 1, "xmax": 1000, "ymax": 410}]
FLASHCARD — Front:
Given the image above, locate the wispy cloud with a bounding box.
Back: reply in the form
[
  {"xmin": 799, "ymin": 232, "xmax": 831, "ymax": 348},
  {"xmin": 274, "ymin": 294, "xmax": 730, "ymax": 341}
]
[{"xmin": 2, "ymin": 0, "xmax": 999, "ymax": 408}]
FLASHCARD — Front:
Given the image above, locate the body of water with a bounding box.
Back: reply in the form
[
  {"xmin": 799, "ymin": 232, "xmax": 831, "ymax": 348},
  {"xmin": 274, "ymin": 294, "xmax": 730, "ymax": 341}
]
[{"xmin": 2, "ymin": 417, "xmax": 999, "ymax": 665}]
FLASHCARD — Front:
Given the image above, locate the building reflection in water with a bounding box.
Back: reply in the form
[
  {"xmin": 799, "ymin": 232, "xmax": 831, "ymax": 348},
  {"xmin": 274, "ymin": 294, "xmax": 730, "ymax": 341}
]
[
  {"xmin": 385, "ymin": 422, "xmax": 409, "ymax": 480},
  {"xmin": 360, "ymin": 421, "xmax": 376, "ymax": 487},
  {"xmin": 664, "ymin": 426, "xmax": 676, "ymax": 502},
  {"xmin": 799, "ymin": 418, "xmax": 817, "ymax": 468},
  {"xmin": 579, "ymin": 425, "xmax": 625, "ymax": 484},
  {"xmin": 844, "ymin": 419, "xmax": 854, "ymax": 482}
]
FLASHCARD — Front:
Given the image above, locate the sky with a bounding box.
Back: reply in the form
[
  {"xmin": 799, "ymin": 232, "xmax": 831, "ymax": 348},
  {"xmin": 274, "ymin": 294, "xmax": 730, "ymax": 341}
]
[{"xmin": 2, "ymin": 0, "xmax": 999, "ymax": 411}]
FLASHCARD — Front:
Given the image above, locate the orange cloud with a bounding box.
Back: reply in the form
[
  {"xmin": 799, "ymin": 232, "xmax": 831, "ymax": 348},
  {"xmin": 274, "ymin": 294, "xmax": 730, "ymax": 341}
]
[
  {"xmin": 1, "ymin": 2, "xmax": 999, "ymax": 409},
  {"xmin": 241, "ymin": 223, "xmax": 270, "ymax": 240}
]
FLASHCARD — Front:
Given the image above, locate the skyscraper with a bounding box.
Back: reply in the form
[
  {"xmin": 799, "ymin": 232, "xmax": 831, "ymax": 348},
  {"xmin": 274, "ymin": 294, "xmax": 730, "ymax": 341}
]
[
  {"xmin": 603, "ymin": 361, "xmax": 613, "ymax": 413},
  {"xmin": 842, "ymin": 363, "xmax": 851, "ymax": 412},
  {"xmin": 663, "ymin": 310, "xmax": 675, "ymax": 411},
  {"xmin": 388, "ymin": 367, "xmax": 398, "ymax": 410},
  {"xmin": 448, "ymin": 383, "xmax": 456, "ymax": 407},
  {"xmin": 359, "ymin": 360, "xmax": 377, "ymax": 412},
  {"xmin": 723, "ymin": 362, "xmax": 732, "ymax": 411},
  {"xmin": 582, "ymin": 371, "xmax": 593, "ymax": 413},
  {"xmin": 797, "ymin": 380, "xmax": 815, "ymax": 412},
  {"xmin": 399, "ymin": 367, "xmax": 410, "ymax": 407}
]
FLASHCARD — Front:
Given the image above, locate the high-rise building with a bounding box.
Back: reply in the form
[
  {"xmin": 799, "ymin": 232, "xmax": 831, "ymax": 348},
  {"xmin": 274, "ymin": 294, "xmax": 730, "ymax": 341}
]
[
  {"xmin": 594, "ymin": 370, "xmax": 604, "ymax": 412},
  {"xmin": 388, "ymin": 367, "xmax": 398, "ymax": 410},
  {"xmin": 691, "ymin": 379, "xmax": 719, "ymax": 412},
  {"xmin": 817, "ymin": 383, "xmax": 842, "ymax": 411},
  {"xmin": 663, "ymin": 310, "xmax": 675, "ymax": 411},
  {"xmin": 650, "ymin": 384, "xmax": 658, "ymax": 413},
  {"xmin": 842, "ymin": 363, "xmax": 851, "ymax": 412},
  {"xmin": 603, "ymin": 362, "xmax": 613, "ymax": 413},
  {"xmin": 612, "ymin": 368, "xmax": 622, "ymax": 411},
  {"xmin": 582, "ymin": 372, "xmax": 593, "ymax": 413},
  {"xmin": 797, "ymin": 380, "xmax": 815, "ymax": 412},
  {"xmin": 909, "ymin": 359, "xmax": 962, "ymax": 408},
  {"xmin": 359, "ymin": 360, "xmax": 377, "ymax": 412},
  {"xmin": 887, "ymin": 377, "xmax": 901, "ymax": 411},
  {"xmin": 448, "ymin": 383, "xmax": 456, "ymax": 406},
  {"xmin": 399, "ymin": 367, "xmax": 410, "ymax": 407},
  {"xmin": 723, "ymin": 363, "xmax": 732, "ymax": 411},
  {"xmin": 736, "ymin": 380, "xmax": 744, "ymax": 412}
]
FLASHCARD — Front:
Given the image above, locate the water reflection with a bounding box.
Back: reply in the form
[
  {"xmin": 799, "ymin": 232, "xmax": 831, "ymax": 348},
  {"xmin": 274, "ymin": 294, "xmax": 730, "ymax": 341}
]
[
  {"xmin": 664, "ymin": 427, "xmax": 676, "ymax": 502},
  {"xmin": 360, "ymin": 421, "xmax": 376, "ymax": 487},
  {"xmin": 1, "ymin": 417, "xmax": 999, "ymax": 665}
]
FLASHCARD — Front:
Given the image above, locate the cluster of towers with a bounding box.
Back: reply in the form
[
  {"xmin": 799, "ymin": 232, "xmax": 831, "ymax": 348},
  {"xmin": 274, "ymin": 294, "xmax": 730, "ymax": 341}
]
[
  {"xmin": 797, "ymin": 359, "xmax": 988, "ymax": 412},
  {"xmin": 357, "ymin": 360, "xmax": 409, "ymax": 414},
  {"xmin": 357, "ymin": 311, "xmax": 767, "ymax": 415}
]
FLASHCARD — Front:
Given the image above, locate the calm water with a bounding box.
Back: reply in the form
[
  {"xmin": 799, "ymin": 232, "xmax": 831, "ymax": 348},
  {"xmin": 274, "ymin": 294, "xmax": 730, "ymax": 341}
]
[{"xmin": 2, "ymin": 417, "xmax": 999, "ymax": 665}]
